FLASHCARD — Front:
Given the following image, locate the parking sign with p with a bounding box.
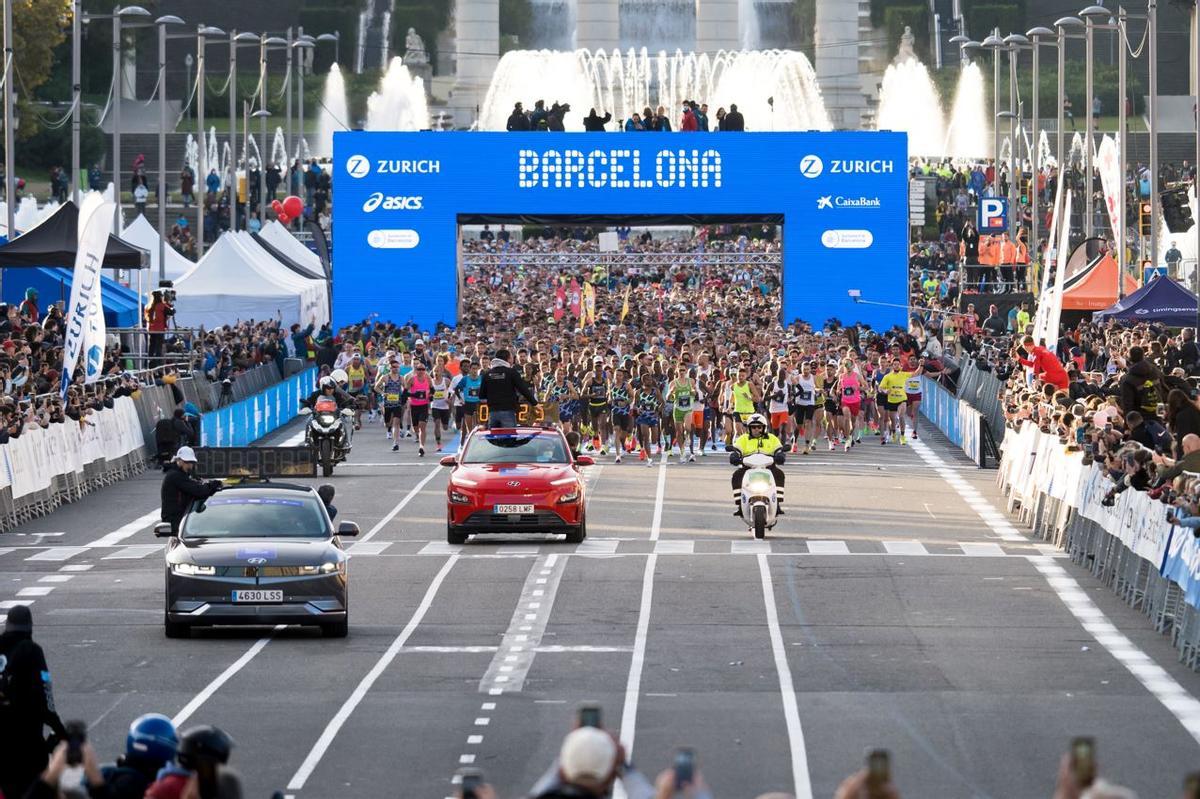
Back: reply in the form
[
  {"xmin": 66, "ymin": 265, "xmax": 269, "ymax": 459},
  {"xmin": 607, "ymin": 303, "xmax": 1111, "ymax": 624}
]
[{"xmin": 978, "ymin": 197, "xmax": 1008, "ymax": 233}]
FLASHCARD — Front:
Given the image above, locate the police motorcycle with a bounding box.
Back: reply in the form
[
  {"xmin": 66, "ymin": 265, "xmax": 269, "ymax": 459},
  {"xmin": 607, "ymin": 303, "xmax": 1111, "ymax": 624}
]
[
  {"xmin": 728, "ymin": 415, "xmax": 787, "ymax": 539},
  {"xmin": 300, "ymin": 371, "xmax": 355, "ymax": 477}
]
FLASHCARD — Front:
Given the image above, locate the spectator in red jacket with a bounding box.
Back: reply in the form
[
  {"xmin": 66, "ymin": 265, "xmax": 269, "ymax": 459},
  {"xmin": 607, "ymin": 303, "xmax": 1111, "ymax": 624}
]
[{"xmin": 1015, "ymin": 335, "xmax": 1069, "ymax": 390}]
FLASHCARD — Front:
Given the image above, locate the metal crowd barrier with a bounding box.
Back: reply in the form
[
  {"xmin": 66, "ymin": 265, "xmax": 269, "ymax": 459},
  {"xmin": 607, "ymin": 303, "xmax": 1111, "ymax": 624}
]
[
  {"xmin": 999, "ymin": 453, "xmax": 1200, "ymax": 672},
  {"xmin": 956, "ymin": 359, "xmax": 1006, "ymax": 443}
]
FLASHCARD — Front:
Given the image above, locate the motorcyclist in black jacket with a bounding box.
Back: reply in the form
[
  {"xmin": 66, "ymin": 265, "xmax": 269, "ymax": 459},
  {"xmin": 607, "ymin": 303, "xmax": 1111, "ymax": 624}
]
[
  {"xmin": 302, "ymin": 375, "xmax": 355, "ymax": 410},
  {"xmin": 160, "ymin": 446, "xmax": 222, "ymax": 535}
]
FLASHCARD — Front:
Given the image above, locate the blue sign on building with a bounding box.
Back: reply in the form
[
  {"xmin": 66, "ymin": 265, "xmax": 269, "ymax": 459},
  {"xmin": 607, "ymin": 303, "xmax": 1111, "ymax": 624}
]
[
  {"xmin": 978, "ymin": 197, "xmax": 1008, "ymax": 233},
  {"xmin": 332, "ymin": 132, "xmax": 910, "ymax": 330}
]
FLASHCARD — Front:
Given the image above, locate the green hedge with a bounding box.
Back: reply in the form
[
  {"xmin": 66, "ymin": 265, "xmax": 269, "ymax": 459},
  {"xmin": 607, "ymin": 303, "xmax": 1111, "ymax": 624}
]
[
  {"xmin": 299, "ymin": 4, "xmax": 363, "ymax": 73},
  {"xmin": 966, "ymin": 3, "xmax": 1022, "ymax": 40}
]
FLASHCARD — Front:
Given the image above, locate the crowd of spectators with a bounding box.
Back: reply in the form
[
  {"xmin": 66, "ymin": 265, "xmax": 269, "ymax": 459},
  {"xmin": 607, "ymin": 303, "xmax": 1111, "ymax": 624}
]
[
  {"xmin": 999, "ymin": 318, "xmax": 1200, "ymax": 528},
  {"xmin": 505, "ymin": 99, "xmax": 744, "ymax": 132}
]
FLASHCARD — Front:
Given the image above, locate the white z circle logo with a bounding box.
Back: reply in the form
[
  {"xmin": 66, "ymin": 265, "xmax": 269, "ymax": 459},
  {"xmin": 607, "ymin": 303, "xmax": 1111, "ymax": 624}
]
[
  {"xmin": 799, "ymin": 155, "xmax": 824, "ymax": 178},
  {"xmin": 346, "ymin": 155, "xmax": 370, "ymax": 178}
]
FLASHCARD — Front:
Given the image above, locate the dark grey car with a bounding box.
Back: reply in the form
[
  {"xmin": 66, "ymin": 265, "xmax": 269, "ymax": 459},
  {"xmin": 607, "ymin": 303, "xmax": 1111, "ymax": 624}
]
[{"xmin": 158, "ymin": 483, "xmax": 359, "ymax": 638}]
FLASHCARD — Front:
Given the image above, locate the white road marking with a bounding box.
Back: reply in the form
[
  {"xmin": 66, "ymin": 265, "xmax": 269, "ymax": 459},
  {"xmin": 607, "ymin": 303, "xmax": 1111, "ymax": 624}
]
[
  {"xmin": 358, "ymin": 465, "xmax": 443, "ymax": 544},
  {"xmin": 958, "ymin": 542, "xmax": 1006, "ymax": 557},
  {"xmin": 0, "ymin": 600, "xmax": 33, "ymax": 608},
  {"xmin": 86, "ymin": 509, "xmax": 162, "ymax": 547},
  {"xmin": 346, "ymin": 541, "xmax": 392, "ymax": 556},
  {"xmin": 59, "ymin": 564, "xmax": 93, "ymax": 572},
  {"xmin": 614, "ymin": 461, "xmax": 667, "ymax": 796},
  {"xmin": 38, "ymin": 575, "xmax": 73, "ymax": 584},
  {"xmin": 1028, "ymin": 555, "xmax": 1200, "ymax": 743},
  {"xmin": 882, "ymin": 540, "xmax": 928, "ymax": 556},
  {"xmin": 286, "ymin": 555, "xmax": 459, "ymax": 791},
  {"xmin": 419, "ymin": 542, "xmax": 462, "ymax": 556},
  {"xmin": 172, "ymin": 627, "xmax": 282, "ymax": 726},
  {"xmin": 16, "ymin": 586, "xmax": 54, "ymax": 597},
  {"xmin": 757, "ymin": 553, "xmax": 814, "ymax": 799},
  {"xmin": 806, "ymin": 540, "xmax": 850, "ymax": 555},
  {"xmin": 731, "ymin": 540, "xmax": 770, "ymax": 554},
  {"xmin": 26, "ymin": 547, "xmax": 88, "ymax": 562},
  {"xmin": 479, "ymin": 553, "xmax": 569, "ymax": 693},
  {"xmin": 102, "ymin": 545, "xmax": 163, "ymax": 560},
  {"xmin": 0, "ymin": 547, "xmax": 14, "ymax": 557},
  {"xmin": 653, "ymin": 540, "xmax": 693, "ymax": 554}
]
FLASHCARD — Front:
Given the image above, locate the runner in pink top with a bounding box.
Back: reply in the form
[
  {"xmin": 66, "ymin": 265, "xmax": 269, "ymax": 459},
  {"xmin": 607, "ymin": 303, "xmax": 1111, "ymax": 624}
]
[
  {"xmin": 406, "ymin": 362, "xmax": 432, "ymax": 456},
  {"xmin": 836, "ymin": 362, "xmax": 862, "ymax": 453}
]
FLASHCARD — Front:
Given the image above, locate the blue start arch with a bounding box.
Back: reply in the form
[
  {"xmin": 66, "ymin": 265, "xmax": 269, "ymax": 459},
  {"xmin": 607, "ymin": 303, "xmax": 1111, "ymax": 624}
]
[{"xmin": 332, "ymin": 131, "xmax": 909, "ymax": 330}]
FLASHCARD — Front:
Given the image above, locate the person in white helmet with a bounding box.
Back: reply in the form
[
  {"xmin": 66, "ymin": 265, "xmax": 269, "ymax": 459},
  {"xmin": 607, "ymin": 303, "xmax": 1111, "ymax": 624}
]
[{"xmin": 730, "ymin": 413, "xmax": 785, "ymax": 516}]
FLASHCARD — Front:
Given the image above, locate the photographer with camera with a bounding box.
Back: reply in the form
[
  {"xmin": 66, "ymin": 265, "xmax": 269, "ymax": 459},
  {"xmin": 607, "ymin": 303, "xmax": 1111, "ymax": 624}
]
[{"xmin": 146, "ymin": 288, "xmax": 176, "ymax": 362}]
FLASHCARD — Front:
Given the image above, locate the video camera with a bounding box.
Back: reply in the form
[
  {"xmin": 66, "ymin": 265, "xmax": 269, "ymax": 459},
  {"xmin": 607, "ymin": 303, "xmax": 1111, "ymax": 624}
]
[{"xmin": 157, "ymin": 280, "xmax": 177, "ymax": 307}]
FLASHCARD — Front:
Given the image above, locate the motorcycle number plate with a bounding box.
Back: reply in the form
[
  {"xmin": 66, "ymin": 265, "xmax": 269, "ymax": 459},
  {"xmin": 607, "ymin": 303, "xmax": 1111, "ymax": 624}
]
[
  {"xmin": 231, "ymin": 589, "xmax": 283, "ymax": 603},
  {"xmin": 494, "ymin": 504, "xmax": 533, "ymax": 514}
]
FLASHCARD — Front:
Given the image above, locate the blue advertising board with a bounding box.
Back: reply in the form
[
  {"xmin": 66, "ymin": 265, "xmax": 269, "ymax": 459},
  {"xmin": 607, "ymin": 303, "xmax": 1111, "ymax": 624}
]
[
  {"xmin": 332, "ymin": 132, "xmax": 910, "ymax": 330},
  {"xmin": 200, "ymin": 368, "xmax": 317, "ymax": 448}
]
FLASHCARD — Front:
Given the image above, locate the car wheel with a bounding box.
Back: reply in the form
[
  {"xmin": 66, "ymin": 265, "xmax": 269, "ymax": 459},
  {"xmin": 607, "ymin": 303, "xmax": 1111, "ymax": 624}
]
[
  {"xmin": 322, "ymin": 619, "xmax": 349, "ymax": 638},
  {"xmin": 447, "ymin": 524, "xmax": 468, "ymax": 545},
  {"xmin": 164, "ymin": 618, "xmax": 191, "ymax": 639},
  {"xmin": 565, "ymin": 515, "xmax": 586, "ymax": 544}
]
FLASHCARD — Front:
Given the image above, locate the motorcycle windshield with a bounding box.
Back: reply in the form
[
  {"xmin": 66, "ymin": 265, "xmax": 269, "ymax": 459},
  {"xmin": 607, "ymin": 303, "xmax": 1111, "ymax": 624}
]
[{"xmin": 314, "ymin": 398, "xmax": 338, "ymax": 413}]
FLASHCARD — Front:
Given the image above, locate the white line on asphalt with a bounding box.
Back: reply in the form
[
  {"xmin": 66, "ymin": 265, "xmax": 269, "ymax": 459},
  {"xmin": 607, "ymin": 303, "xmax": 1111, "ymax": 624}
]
[
  {"xmin": 16, "ymin": 586, "xmax": 54, "ymax": 597},
  {"xmin": 0, "ymin": 600, "xmax": 33, "ymax": 609},
  {"xmin": 25, "ymin": 547, "xmax": 88, "ymax": 562},
  {"xmin": 86, "ymin": 509, "xmax": 162, "ymax": 548},
  {"xmin": 58, "ymin": 564, "xmax": 93, "ymax": 572},
  {"xmin": 102, "ymin": 544, "xmax": 163, "ymax": 560},
  {"xmin": 478, "ymin": 553, "xmax": 569, "ymax": 693},
  {"xmin": 806, "ymin": 540, "xmax": 851, "ymax": 555},
  {"xmin": 357, "ymin": 465, "xmax": 443, "ymax": 544},
  {"xmin": 172, "ymin": 626, "xmax": 283, "ymax": 727},
  {"xmin": 615, "ymin": 459, "xmax": 667, "ymax": 794},
  {"xmin": 882, "ymin": 540, "xmax": 929, "ymax": 556},
  {"xmin": 958, "ymin": 542, "xmax": 1006, "ymax": 557},
  {"xmin": 286, "ymin": 554, "xmax": 460, "ymax": 791},
  {"xmin": 1028, "ymin": 555, "xmax": 1200, "ymax": 744},
  {"xmin": 346, "ymin": 541, "xmax": 392, "ymax": 556},
  {"xmin": 757, "ymin": 553, "xmax": 814, "ymax": 799},
  {"xmin": 38, "ymin": 575, "xmax": 73, "ymax": 583}
]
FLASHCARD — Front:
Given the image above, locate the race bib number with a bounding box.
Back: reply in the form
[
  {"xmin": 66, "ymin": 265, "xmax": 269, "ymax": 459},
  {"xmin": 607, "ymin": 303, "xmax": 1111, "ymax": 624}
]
[
  {"xmin": 411, "ymin": 390, "xmax": 427, "ymax": 400},
  {"xmin": 905, "ymin": 378, "xmax": 921, "ymax": 393},
  {"xmin": 797, "ymin": 388, "xmax": 811, "ymax": 401},
  {"xmin": 433, "ymin": 390, "xmax": 446, "ymax": 400},
  {"xmin": 676, "ymin": 396, "xmax": 691, "ymax": 408},
  {"xmin": 385, "ymin": 393, "xmax": 401, "ymax": 403}
]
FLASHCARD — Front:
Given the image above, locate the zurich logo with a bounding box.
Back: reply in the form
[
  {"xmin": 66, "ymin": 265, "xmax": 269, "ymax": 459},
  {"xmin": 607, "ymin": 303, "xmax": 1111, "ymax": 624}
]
[
  {"xmin": 247, "ymin": 557, "xmax": 267, "ymax": 565},
  {"xmin": 816, "ymin": 195, "xmax": 833, "ymax": 209},
  {"xmin": 506, "ymin": 480, "xmax": 522, "ymax": 487},
  {"xmin": 346, "ymin": 154, "xmax": 370, "ymax": 178},
  {"xmin": 85, "ymin": 344, "xmax": 104, "ymax": 377},
  {"xmin": 799, "ymin": 155, "xmax": 824, "ymax": 178}
]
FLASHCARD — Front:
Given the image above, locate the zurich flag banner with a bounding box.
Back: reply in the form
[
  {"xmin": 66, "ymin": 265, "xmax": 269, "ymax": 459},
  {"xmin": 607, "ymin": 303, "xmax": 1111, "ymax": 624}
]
[{"xmin": 61, "ymin": 193, "xmax": 114, "ymax": 398}]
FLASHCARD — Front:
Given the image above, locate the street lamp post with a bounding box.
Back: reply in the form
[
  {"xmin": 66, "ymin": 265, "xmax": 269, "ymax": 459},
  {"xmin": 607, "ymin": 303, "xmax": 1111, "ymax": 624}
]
[
  {"xmin": 4, "ymin": 0, "xmax": 14, "ymax": 242},
  {"xmin": 982, "ymin": 31, "xmax": 1006, "ymax": 194},
  {"xmin": 194, "ymin": 25, "xmax": 224, "ymax": 257},
  {"xmin": 71, "ymin": 0, "xmax": 81, "ymax": 204},
  {"xmin": 258, "ymin": 35, "xmax": 289, "ymax": 226},
  {"xmin": 156, "ymin": 15, "xmax": 185, "ymax": 285},
  {"xmin": 1080, "ymin": 4, "xmax": 1113, "ymax": 238},
  {"xmin": 317, "ymin": 32, "xmax": 340, "ymax": 66},
  {"xmin": 285, "ymin": 28, "xmax": 293, "ymax": 166},
  {"xmin": 1148, "ymin": 0, "xmax": 1160, "ymax": 270},
  {"xmin": 1004, "ymin": 34, "xmax": 1030, "ymax": 225},
  {"xmin": 1028, "ymin": 27, "xmax": 1057, "ymax": 289},
  {"xmin": 294, "ymin": 34, "xmax": 315, "ymax": 168},
  {"xmin": 230, "ymin": 31, "xmax": 260, "ymax": 232},
  {"xmin": 1054, "ymin": 17, "xmax": 1085, "ymax": 173}
]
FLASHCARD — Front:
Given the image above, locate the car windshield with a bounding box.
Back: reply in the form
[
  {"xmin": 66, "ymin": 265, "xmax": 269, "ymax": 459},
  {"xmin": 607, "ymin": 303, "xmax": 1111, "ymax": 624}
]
[
  {"xmin": 182, "ymin": 495, "xmax": 329, "ymax": 539},
  {"xmin": 462, "ymin": 433, "xmax": 569, "ymax": 464}
]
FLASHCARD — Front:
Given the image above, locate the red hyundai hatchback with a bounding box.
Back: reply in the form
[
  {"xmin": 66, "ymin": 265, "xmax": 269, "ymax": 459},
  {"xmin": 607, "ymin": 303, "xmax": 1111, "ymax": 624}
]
[{"xmin": 440, "ymin": 426, "xmax": 594, "ymax": 544}]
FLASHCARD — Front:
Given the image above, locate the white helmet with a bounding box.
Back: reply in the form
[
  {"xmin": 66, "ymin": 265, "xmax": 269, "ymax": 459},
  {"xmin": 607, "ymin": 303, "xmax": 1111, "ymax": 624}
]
[
  {"xmin": 320, "ymin": 376, "xmax": 336, "ymax": 389},
  {"xmin": 330, "ymin": 368, "xmax": 349, "ymax": 385},
  {"xmin": 746, "ymin": 413, "xmax": 768, "ymax": 431}
]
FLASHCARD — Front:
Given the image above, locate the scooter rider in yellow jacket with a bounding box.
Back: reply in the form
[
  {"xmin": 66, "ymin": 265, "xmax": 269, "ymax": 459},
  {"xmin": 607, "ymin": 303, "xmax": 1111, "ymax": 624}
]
[{"xmin": 731, "ymin": 413, "xmax": 785, "ymax": 516}]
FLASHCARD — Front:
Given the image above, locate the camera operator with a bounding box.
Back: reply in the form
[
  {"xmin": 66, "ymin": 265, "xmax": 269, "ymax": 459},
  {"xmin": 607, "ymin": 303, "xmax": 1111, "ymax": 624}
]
[
  {"xmin": 160, "ymin": 446, "xmax": 222, "ymax": 535},
  {"xmin": 146, "ymin": 289, "xmax": 175, "ymax": 362}
]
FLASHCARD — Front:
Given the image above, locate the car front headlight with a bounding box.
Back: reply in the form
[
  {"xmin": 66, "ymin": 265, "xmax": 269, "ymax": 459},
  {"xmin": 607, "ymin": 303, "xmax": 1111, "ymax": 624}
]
[
  {"xmin": 557, "ymin": 490, "xmax": 580, "ymax": 504},
  {"xmin": 171, "ymin": 562, "xmax": 216, "ymax": 576},
  {"xmin": 450, "ymin": 490, "xmax": 472, "ymax": 504},
  {"xmin": 299, "ymin": 562, "xmax": 341, "ymax": 575}
]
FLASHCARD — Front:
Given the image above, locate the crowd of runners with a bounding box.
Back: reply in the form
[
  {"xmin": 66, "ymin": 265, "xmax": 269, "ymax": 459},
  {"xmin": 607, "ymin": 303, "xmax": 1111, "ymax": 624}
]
[{"xmin": 315, "ymin": 226, "xmax": 948, "ymax": 463}]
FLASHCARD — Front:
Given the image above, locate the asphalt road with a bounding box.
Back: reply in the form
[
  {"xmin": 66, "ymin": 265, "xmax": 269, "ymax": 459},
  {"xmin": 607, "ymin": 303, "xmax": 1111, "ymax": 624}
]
[{"xmin": 2, "ymin": 417, "xmax": 1199, "ymax": 798}]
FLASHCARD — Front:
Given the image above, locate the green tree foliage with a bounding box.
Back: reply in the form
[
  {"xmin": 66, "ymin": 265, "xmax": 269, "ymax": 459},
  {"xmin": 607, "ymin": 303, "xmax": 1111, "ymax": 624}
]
[{"xmin": 11, "ymin": 0, "xmax": 72, "ymax": 140}]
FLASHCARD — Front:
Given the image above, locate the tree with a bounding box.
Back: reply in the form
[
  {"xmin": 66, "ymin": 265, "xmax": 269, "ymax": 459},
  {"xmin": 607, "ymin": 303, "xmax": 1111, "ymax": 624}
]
[{"xmin": 11, "ymin": 0, "xmax": 72, "ymax": 141}]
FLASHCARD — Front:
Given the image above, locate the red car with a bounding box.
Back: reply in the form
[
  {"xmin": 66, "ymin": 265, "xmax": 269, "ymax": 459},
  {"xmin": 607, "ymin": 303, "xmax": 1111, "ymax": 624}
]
[{"xmin": 440, "ymin": 426, "xmax": 594, "ymax": 544}]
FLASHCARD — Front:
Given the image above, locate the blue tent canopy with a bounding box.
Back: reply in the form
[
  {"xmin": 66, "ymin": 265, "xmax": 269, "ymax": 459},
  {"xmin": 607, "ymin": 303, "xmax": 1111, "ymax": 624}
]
[
  {"xmin": 2, "ymin": 266, "xmax": 140, "ymax": 327},
  {"xmin": 1094, "ymin": 276, "xmax": 1198, "ymax": 327}
]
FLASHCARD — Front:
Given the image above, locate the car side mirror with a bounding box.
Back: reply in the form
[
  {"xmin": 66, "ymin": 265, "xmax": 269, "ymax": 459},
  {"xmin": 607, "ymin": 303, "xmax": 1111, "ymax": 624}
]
[
  {"xmin": 575, "ymin": 455, "xmax": 595, "ymax": 466},
  {"xmin": 337, "ymin": 521, "xmax": 360, "ymax": 537},
  {"xmin": 154, "ymin": 522, "xmax": 174, "ymax": 538},
  {"xmin": 439, "ymin": 455, "xmax": 456, "ymax": 467}
]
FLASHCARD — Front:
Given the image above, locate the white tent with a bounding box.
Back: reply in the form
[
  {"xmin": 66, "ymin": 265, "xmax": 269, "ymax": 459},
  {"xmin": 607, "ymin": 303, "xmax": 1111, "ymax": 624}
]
[
  {"xmin": 259, "ymin": 221, "xmax": 325, "ymax": 279},
  {"xmin": 120, "ymin": 214, "xmax": 196, "ymax": 282},
  {"xmin": 174, "ymin": 233, "xmax": 316, "ymax": 330},
  {"xmin": 231, "ymin": 231, "xmax": 328, "ymax": 326}
]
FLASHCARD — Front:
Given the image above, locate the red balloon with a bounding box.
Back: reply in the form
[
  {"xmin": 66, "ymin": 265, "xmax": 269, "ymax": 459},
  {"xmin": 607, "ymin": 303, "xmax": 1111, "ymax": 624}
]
[
  {"xmin": 277, "ymin": 212, "xmax": 290, "ymax": 224},
  {"xmin": 282, "ymin": 195, "xmax": 303, "ymax": 219},
  {"xmin": 271, "ymin": 199, "xmax": 284, "ymax": 215}
]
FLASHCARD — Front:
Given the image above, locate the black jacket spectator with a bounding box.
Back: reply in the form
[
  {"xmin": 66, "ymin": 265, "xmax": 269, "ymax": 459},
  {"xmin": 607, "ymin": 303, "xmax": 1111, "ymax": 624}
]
[
  {"xmin": 1119, "ymin": 349, "xmax": 1167, "ymax": 419},
  {"xmin": 583, "ymin": 109, "xmax": 612, "ymax": 131},
  {"xmin": 479, "ymin": 354, "xmax": 538, "ymax": 412},
  {"xmin": 160, "ymin": 464, "xmax": 219, "ymax": 533},
  {"xmin": 1167, "ymin": 389, "xmax": 1200, "ymax": 456},
  {"xmin": 722, "ymin": 105, "xmax": 745, "ymax": 131},
  {"xmin": 0, "ymin": 606, "xmax": 67, "ymax": 799},
  {"xmin": 506, "ymin": 106, "xmax": 530, "ymax": 131}
]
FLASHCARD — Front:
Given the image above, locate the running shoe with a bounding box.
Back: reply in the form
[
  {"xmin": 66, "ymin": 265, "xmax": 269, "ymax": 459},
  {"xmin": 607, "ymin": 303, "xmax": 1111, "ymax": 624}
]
[
  {"xmin": 911, "ymin": 432, "xmax": 919, "ymax": 439},
  {"xmin": 392, "ymin": 443, "xmax": 399, "ymax": 452},
  {"xmin": 614, "ymin": 453, "xmax": 622, "ymax": 464},
  {"xmin": 418, "ymin": 446, "xmax": 425, "ymax": 456},
  {"xmin": 600, "ymin": 447, "xmax": 608, "ymax": 456},
  {"xmin": 387, "ymin": 431, "xmax": 393, "ymax": 440},
  {"xmin": 881, "ymin": 437, "xmax": 887, "ymax": 446},
  {"xmin": 844, "ymin": 440, "xmax": 851, "ymax": 452},
  {"xmin": 688, "ymin": 453, "xmax": 696, "ymax": 463},
  {"xmin": 699, "ymin": 447, "xmax": 706, "ymax": 457},
  {"xmin": 899, "ymin": 435, "xmax": 907, "ymax": 445},
  {"xmin": 827, "ymin": 439, "xmax": 835, "ymax": 451},
  {"xmin": 646, "ymin": 455, "xmax": 655, "ymax": 467},
  {"xmin": 791, "ymin": 443, "xmax": 798, "ymax": 453}
]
